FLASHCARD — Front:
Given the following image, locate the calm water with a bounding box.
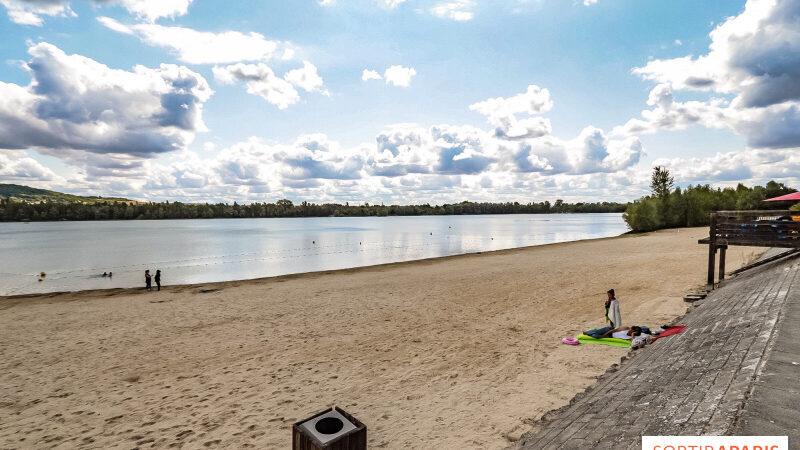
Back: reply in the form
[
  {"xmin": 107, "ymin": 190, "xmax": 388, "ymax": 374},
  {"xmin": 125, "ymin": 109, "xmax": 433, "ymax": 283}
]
[{"xmin": 0, "ymin": 214, "xmax": 627, "ymax": 296}]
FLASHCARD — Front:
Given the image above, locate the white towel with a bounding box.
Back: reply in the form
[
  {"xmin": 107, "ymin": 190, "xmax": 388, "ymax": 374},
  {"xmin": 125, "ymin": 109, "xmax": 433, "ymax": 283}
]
[{"xmin": 607, "ymin": 299, "xmax": 622, "ymax": 328}]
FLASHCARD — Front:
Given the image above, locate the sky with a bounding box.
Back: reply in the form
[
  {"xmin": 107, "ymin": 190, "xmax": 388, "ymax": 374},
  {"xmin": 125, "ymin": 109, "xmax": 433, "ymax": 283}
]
[{"xmin": 0, "ymin": 0, "xmax": 798, "ymax": 204}]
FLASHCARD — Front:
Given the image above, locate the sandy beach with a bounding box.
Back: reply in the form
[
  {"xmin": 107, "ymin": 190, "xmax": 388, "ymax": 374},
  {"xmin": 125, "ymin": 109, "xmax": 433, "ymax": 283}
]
[{"xmin": 0, "ymin": 227, "xmax": 763, "ymax": 449}]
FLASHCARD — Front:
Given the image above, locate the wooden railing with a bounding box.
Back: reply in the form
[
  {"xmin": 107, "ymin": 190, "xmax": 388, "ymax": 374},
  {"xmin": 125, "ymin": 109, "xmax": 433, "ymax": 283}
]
[{"xmin": 699, "ymin": 210, "xmax": 800, "ymax": 288}]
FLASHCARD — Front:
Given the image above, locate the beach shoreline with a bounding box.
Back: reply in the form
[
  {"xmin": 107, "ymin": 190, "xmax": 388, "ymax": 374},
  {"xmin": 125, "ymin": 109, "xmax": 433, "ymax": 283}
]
[
  {"xmin": 1, "ymin": 231, "xmax": 635, "ymax": 303},
  {"xmin": 0, "ymin": 227, "xmax": 765, "ymax": 449},
  {"xmin": 0, "ymin": 213, "xmax": 628, "ymax": 298}
]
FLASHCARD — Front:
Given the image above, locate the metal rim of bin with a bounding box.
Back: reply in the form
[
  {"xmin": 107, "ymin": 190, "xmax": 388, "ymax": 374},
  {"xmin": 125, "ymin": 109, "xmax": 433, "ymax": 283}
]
[{"xmin": 294, "ymin": 407, "xmax": 365, "ymax": 447}]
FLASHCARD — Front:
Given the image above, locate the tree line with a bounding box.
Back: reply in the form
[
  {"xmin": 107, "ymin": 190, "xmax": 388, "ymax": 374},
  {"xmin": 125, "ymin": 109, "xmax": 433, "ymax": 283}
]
[
  {"xmin": 0, "ymin": 198, "xmax": 627, "ymax": 222},
  {"xmin": 623, "ymin": 167, "xmax": 798, "ymax": 232},
  {"xmin": 4, "ymin": 171, "xmax": 795, "ymax": 226}
]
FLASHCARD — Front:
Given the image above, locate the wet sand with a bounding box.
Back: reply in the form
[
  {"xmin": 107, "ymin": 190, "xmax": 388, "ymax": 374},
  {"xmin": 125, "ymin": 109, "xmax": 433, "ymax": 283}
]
[{"xmin": 0, "ymin": 227, "xmax": 763, "ymax": 449}]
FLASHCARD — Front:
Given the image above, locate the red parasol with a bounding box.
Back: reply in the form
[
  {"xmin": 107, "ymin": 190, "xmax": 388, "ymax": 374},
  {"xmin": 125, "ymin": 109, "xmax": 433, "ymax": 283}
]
[{"xmin": 762, "ymin": 192, "xmax": 800, "ymax": 202}]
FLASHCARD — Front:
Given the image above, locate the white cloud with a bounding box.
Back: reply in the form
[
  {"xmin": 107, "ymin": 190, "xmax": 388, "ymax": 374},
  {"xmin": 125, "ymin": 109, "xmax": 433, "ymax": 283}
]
[
  {"xmin": 470, "ymin": 84, "xmax": 554, "ymax": 138},
  {"xmin": 213, "ymin": 61, "xmax": 327, "ymax": 108},
  {"xmin": 673, "ymin": 39, "xmax": 682, "ymax": 46},
  {"xmin": 69, "ymin": 77, "xmax": 648, "ymax": 202},
  {"xmin": 371, "ymin": 124, "xmax": 435, "ymax": 176},
  {"xmin": 0, "ymin": 42, "xmax": 212, "ymax": 161},
  {"xmin": 0, "ymin": 0, "xmax": 72, "ymax": 25},
  {"xmin": 1, "ymin": 0, "xmax": 192, "ymax": 25},
  {"xmin": 317, "ymin": 0, "xmax": 475, "ymax": 22},
  {"xmin": 634, "ymin": 0, "xmax": 800, "ymax": 108},
  {"xmin": 370, "ymin": 123, "xmax": 500, "ymax": 176},
  {"xmin": 213, "ymin": 63, "xmax": 299, "ymax": 109},
  {"xmin": 34, "ymin": 124, "xmax": 651, "ymax": 204},
  {"xmin": 27, "ymin": 75, "xmax": 649, "ymax": 201},
  {"xmin": 280, "ymin": 134, "xmax": 366, "ymax": 181},
  {"xmin": 160, "ymin": 134, "xmax": 368, "ymax": 195},
  {"xmin": 506, "ymin": 131, "xmax": 643, "ymax": 177},
  {"xmin": 612, "ymin": 83, "xmax": 729, "ymax": 136},
  {"xmin": 211, "ymin": 60, "xmax": 327, "ymax": 108},
  {"xmin": 652, "ymin": 148, "xmax": 800, "ymax": 186},
  {"xmin": 0, "ymin": 152, "xmax": 57, "ymax": 180},
  {"xmin": 583, "ymin": 0, "xmax": 598, "ymax": 5},
  {"xmin": 381, "ymin": 0, "xmax": 409, "ymax": 8},
  {"xmin": 285, "ymin": 61, "xmax": 327, "ymax": 95},
  {"xmin": 361, "ymin": 69, "xmax": 382, "ymax": 81},
  {"xmin": 383, "ymin": 65, "xmax": 416, "ymax": 87},
  {"xmin": 470, "ymin": 84, "xmax": 553, "ymax": 119},
  {"xmin": 363, "ymin": 66, "xmax": 417, "ymax": 86},
  {"xmin": 98, "ymin": 18, "xmax": 326, "ymax": 108},
  {"xmin": 98, "ymin": 17, "xmax": 284, "ymax": 65},
  {"xmin": 367, "ymin": 113, "xmax": 642, "ymax": 178},
  {"xmin": 430, "ymin": 0, "xmax": 475, "ymax": 21},
  {"xmin": 565, "ymin": 127, "xmax": 643, "ymax": 174},
  {"xmin": 96, "ymin": 15, "xmax": 133, "ymax": 34},
  {"xmin": 727, "ymin": 103, "xmax": 800, "ymax": 149},
  {"xmin": 117, "ymin": 0, "xmax": 193, "ymax": 21},
  {"xmin": 619, "ymin": 0, "xmax": 800, "ymax": 150}
]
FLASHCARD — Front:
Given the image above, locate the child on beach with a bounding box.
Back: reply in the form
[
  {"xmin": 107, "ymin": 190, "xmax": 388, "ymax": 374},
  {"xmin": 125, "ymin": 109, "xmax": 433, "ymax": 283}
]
[
  {"xmin": 155, "ymin": 270, "xmax": 161, "ymax": 291},
  {"xmin": 605, "ymin": 289, "xmax": 621, "ymax": 328},
  {"xmin": 145, "ymin": 270, "xmax": 152, "ymax": 291}
]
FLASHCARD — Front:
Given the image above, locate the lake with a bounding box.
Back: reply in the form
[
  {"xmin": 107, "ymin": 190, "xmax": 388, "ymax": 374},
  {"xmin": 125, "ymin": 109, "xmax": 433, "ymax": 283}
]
[{"xmin": 0, "ymin": 214, "xmax": 627, "ymax": 296}]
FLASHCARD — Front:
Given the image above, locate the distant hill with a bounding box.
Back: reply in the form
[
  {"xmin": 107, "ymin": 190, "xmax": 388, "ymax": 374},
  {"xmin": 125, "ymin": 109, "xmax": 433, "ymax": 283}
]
[{"xmin": 0, "ymin": 184, "xmax": 131, "ymax": 204}]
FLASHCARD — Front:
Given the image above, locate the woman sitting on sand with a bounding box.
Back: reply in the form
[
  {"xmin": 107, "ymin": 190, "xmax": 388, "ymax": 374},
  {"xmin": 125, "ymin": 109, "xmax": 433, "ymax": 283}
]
[{"xmin": 584, "ymin": 325, "xmax": 642, "ymax": 340}]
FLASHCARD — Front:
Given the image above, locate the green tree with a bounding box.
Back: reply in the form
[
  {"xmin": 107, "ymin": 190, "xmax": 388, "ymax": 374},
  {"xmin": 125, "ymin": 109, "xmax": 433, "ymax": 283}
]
[{"xmin": 650, "ymin": 166, "xmax": 675, "ymax": 199}]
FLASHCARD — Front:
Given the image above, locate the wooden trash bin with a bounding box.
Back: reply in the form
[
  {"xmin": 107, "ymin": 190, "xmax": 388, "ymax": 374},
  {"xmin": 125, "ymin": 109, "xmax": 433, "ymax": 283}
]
[{"xmin": 293, "ymin": 407, "xmax": 366, "ymax": 450}]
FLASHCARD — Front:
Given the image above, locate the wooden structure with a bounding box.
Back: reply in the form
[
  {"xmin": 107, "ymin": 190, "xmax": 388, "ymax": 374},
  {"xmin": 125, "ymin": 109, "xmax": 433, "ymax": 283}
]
[
  {"xmin": 293, "ymin": 407, "xmax": 367, "ymax": 450},
  {"xmin": 699, "ymin": 210, "xmax": 800, "ymax": 288}
]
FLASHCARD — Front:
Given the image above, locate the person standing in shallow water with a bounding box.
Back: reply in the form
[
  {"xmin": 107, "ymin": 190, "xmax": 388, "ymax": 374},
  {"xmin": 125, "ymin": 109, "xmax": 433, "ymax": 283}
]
[
  {"xmin": 145, "ymin": 270, "xmax": 152, "ymax": 291},
  {"xmin": 605, "ymin": 289, "xmax": 622, "ymax": 328},
  {"xmin": 155, "ymin": 269, "xmax": 161, "ymax": 291}
]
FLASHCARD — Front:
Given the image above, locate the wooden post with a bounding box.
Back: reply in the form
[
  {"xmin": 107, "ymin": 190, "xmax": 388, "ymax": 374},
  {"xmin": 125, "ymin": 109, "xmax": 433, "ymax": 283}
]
[
  {"xmin": 707, "ymin": 213, "xmax": 717, "ymax": 290},
  {"xmin": 719, "ymin": 245, "xmax": 727, "ymax": 282}
]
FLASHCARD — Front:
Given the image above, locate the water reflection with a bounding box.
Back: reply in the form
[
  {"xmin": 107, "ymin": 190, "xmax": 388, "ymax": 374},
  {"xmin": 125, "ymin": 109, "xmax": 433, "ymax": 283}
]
[{"xmin": 0, "ymin": 214, "xmax": 627, "ymax": 295}]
